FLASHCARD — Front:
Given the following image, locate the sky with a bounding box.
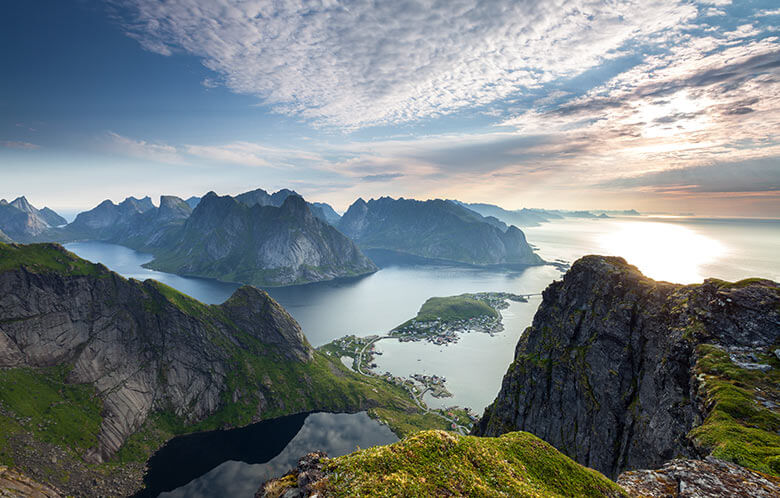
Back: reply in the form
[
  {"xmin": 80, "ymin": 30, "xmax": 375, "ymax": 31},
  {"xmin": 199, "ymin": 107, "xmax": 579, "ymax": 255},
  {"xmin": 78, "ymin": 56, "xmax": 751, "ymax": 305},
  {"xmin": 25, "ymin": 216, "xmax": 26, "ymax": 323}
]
[{"xmin": 1, "ymin": 0, "xmax": 778, "ymax": 216}]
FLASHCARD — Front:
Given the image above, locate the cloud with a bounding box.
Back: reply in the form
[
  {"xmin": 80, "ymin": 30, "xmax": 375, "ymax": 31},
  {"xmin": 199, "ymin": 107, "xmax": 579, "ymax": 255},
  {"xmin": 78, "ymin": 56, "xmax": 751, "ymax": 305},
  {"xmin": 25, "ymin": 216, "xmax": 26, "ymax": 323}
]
[
  {"xmin": 0, "ymin": 140, "xmax": 40, "ymax": 150},
  {"xmin": 597, "ymin": 158, "xmax": 780, "ymax": 193},
  {"xmin": 106, "ymin": 131, "xmax": 185, "ymax": 164},
  {"xmin": 185, "ymin": 142, "xmax": 322, "ymax": 168},
  {"xmin": 114, "ymin": 0, "xmax": 698, "ymax": 128},
  {"xmin": 360, "ymin": 173, "xmax": 404, "ymax": 182}
]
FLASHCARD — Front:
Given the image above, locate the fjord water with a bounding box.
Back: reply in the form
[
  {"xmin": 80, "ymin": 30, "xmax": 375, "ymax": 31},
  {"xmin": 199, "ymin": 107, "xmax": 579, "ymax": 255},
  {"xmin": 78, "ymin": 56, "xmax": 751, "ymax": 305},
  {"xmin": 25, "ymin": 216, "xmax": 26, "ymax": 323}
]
[
  {"xmin": 140, "ymin": 412, "xmax": 396, "ymax": 498},
  {"xmin": 65, "ymin": 215, "xmax": 780, "ymax": 412},
  {"xmin": 64, "ymin": 216, "xmax": 779, "ymax": 495}
]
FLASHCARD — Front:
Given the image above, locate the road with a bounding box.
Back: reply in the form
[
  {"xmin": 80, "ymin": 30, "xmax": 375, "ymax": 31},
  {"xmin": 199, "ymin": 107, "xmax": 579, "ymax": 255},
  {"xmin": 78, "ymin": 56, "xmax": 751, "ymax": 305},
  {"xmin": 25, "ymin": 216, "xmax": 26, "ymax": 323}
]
[{"xmin": 353, "ymin": 335, "xmax": 469, "ymax": 434}]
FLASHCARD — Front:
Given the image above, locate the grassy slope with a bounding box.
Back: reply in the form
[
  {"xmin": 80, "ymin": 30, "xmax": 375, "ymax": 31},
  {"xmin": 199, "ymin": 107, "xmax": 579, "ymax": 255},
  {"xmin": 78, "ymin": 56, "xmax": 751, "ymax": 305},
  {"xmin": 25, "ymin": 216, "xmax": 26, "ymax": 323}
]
[
  {"xmin": 285, "ymin": 430, "xmax": 626, "ymax": 497},
  {"xmin": 0, "ymin": 243, "xmax": 445, "ymax": 482},
  {"xmin": 396, "ymin": 294, "xmax": 499, "ymax": 329},
  {"xmin": 689, "ymin": 344, "xmax": 780, "ymax": 476},
  {"xmin": 0, "ymin": 242, "xmax": 103, "ymax": 276}
]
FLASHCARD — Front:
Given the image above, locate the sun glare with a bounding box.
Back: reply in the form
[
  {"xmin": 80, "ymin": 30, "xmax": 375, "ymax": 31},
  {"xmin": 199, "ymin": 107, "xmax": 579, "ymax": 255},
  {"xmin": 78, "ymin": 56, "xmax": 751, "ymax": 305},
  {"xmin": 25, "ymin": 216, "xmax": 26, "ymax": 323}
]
[{"xmin": 598, "ymin": 221, "xmax": 727, "ymax": 284}]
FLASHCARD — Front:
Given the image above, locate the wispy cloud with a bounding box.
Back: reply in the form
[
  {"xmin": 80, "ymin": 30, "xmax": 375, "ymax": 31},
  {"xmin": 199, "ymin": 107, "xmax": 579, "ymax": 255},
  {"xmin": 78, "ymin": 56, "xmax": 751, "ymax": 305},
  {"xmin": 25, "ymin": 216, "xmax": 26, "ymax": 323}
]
[
  {"xmin": 114, "ymin": 0, "xmax": 698, "ymax": 128},
  {"xmin": 185, "ymin": 142, "xmax": 322, "ymax": 168},
  {"xmin": 106, "ymin": 131, "xmax": 185, "ymax": 164},
  {"xmin": 0, "ymin": 140, "xmax": 40, "ymax": 150}
]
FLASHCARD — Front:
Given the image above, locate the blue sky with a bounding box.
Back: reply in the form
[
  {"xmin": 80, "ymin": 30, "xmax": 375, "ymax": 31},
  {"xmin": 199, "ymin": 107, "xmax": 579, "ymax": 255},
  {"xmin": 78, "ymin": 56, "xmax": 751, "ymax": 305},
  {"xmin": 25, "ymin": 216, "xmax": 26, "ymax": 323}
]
[{"xmin": 1, "ymin": 0, "xmax": 778, "ymax": 216}]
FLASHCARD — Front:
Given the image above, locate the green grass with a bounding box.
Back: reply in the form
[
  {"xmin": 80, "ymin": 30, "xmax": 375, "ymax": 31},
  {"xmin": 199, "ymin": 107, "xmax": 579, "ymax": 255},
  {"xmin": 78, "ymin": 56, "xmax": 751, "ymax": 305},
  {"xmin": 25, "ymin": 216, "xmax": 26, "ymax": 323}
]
[
  {"xmin": 0, "ymin": 242, "xmax": 104, "ymax": 276},
  {"xmin": 689, "ymin": 344, "xmax": 780, "ymax": 477},
  {"xmin": 0, "ymin": 367, "xmax": 103, "ymax": 463},
  {"xmin": 318, "ymin": 430, "xmax": 626, "ymax": 497},
  {"xmin": 396, "ymin": 294, "xmax": 498, "ymax": 329}
]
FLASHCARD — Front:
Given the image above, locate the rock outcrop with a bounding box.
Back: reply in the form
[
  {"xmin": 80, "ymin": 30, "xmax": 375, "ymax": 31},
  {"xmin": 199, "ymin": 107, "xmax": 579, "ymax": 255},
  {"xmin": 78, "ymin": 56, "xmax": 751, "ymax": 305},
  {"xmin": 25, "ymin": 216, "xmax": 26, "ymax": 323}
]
[
  {"xmin": 338, "ymin": 197, "xmax": 542, "ymax": 266},
  {"xmin": 474, "ymin": 256, "xmax": 780, "ymax": 480},
  {"xmin": 0, "ymin": 243, "xmax": 316, "ymax": 463},
  {"xmin": 146, "ymin": 192, "xmax": 377, "ymax": 286},
  {"xmin": 617, "ymin": 457, "xmax": 780, "ymax": 497},
  {"xmin": 0, "ymin": 466, "xmax": 62, "ymax": 498}
]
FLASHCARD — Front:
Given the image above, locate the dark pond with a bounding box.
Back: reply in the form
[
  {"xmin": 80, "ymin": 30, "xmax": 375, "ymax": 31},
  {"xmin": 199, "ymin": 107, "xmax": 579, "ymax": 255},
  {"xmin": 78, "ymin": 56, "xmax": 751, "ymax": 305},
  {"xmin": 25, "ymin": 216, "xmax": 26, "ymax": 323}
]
[{"xmin": 134, "ymin": 411, "xmax": 397, "ymax": 497}]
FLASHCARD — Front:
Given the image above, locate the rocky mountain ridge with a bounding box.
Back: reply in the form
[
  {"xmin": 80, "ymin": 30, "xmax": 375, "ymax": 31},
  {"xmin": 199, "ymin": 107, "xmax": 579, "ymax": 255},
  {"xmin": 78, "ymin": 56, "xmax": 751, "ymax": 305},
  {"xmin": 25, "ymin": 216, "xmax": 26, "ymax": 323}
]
[
  {"xmin": 0, "ymin": 197, "xmax": 66, "ymax": 241},
  {"xmin": 474, "ymin": 255, "xmax": 780, "ymax": 480},
  {"xmin": 338, "ymin": 196, "xmax": 542, "ymax": 266},
  {"xmin": 0, "ymin": 243, "xmax": 420, "ymax": 496},
  {"xmin": 146, "ymin": 192, "xmax": 376, "ymax": 286}
]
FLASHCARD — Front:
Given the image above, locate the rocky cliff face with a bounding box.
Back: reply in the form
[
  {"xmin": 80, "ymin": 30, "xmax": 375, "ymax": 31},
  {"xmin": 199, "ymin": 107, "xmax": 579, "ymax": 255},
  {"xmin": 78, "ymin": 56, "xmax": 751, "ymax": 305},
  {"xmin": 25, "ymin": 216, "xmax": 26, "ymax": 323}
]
[
  {"xmin": 147, "ymin": 192, "xmax": 377, "ymax": 286},
  {"xmin": 474, "ymin": 256, "xmax": 780, "ymax": 479},
  {"xmin": 338, "ymin": 197, "xmax": 542, "ymax": 266},
  {"xmin": 0, "ymin": 243, "xmax": 315, "ymax": 463}
]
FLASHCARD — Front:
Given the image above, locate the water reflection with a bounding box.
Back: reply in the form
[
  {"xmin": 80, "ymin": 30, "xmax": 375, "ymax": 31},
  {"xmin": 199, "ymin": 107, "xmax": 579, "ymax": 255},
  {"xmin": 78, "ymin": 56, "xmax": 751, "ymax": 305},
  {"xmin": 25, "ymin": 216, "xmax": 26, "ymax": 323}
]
[{"xmin": 137, "ymin": 412, "xmax": 396, "ymax": 498}]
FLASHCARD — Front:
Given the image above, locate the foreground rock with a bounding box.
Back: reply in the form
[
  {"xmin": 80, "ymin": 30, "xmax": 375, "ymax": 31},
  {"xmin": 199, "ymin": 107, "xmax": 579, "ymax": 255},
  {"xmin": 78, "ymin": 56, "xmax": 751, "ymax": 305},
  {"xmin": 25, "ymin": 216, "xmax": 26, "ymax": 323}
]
[
  {"xmin": 474, "ymin": 255, "xmax": 780, "ymax": 479},
  {"xmin": 617, "ymin": 457, "xmax": 780, "ymax": 497},
  {"xmin": 0, "ymin": 466, "xmax": 62, "ymax": 498}
]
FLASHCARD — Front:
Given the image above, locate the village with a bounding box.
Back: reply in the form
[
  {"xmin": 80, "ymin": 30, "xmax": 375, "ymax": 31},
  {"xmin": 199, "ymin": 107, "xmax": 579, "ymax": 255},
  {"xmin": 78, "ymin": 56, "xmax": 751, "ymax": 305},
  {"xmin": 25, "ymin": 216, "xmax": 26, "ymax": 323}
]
[{"xmin": 317, "ymin": 291, "xmax": 535, "ymax": 433}]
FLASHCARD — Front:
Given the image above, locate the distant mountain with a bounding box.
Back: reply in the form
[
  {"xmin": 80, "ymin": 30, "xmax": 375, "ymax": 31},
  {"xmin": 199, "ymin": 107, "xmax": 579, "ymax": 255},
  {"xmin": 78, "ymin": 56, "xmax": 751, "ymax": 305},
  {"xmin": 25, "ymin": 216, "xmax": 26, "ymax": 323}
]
[
  {"xmin": 9, "ymin": 196, "xmax": 67, "ymax": 227},
  {"xmin": 0, "ymin": 196, "xmax": 67, "ymax": 241},
  {"xmin": 146, "ymin": 192, "xmax": 377, "ymax": 286},
  {"xmin": 50, "ymin": 195, "xmax": 188, "ymax": 246},
  {"xmin": 309, "ymin": 202, "xmax": 341, "ymax": 225},
  {"xmin": 185, "ymin": 196, "xmax": 201, "ymax": 209},
  {"xmin": 338, "ymin": 197, "xmax": 542, "ymax": 266},
  {"xmin": 0, "ymin": 228, "xmax": 12, "ymax": 243},
  {"xmin": 455, "ymin": 201, "xmax": 552, "ymax": 227},
  {"xmin": 590, "ymin": 209, "xmax": 640, "ymax": 216}
]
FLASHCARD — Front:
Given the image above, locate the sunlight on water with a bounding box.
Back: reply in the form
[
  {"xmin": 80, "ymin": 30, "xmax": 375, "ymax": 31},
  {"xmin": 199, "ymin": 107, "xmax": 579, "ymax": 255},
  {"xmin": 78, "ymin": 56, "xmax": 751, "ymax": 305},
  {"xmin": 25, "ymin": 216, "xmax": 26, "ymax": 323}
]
[{"xmin": 598, "ymin": 221, "xmax": 726, "ymax": 284}]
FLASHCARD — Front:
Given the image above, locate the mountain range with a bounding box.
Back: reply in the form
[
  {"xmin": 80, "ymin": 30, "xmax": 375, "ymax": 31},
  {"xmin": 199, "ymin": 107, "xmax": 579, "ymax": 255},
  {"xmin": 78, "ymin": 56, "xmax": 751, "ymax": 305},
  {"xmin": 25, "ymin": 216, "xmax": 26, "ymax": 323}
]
[
  {"xmin": 0, "ymin": 196, "xmax": 67, "ymax": 241},
  {"xmin": 338, "ymin": 196, "xmax": 542, "ymax": 266},
  {"xmin": 145, "ymin": 192, "xmax": 377, "ymax": 287},
  {"xmin": 35, "ymin": 189, "xmax": 374, "ymax": 287}
]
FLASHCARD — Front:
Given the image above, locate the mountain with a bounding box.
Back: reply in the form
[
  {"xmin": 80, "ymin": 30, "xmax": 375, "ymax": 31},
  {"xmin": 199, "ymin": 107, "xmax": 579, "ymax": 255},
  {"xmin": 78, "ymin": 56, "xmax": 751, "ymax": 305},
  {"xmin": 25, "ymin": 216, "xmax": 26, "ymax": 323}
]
[
  {"xmin": 0, "ymin": 243, "xmax": 420, "ymax": 496},
  {"xmin": 49, "ymin": 195, "xmax": 190, "ymax": 247},
  {"xmin": 145, "ymin": 192, "xmax": 377, "ymax": 286},
  {"xmin": 258, "ymin": 430, "xmax": 626, "ymax": 497},
  {"xmin": 0, "ymin": 228, "xmax": 12, "ymax": 243},
  {"xmin": 309, "ymin": 201, "xmax": 341, "ymax": 225},
  {"xmin": 456, "ymin": 201, "xmax": 553, "ymax": 227},
  {"xmin": 185, "ymin": 196, "xmax": 201, "ymax": 209},
  {"xmin": 0, "ymin": 197, "xmax": 67, "ymax": 240},
  {"xmin": 338, "ymin": 197, "xmax": 542, "ymax": 266},
  {"xmin": 474, "ymin": 255, "xmax": 780, "ymax": 481},
  {"xmin": 9, "ymin": 196, "xmax": 67, "ymax": 227}
]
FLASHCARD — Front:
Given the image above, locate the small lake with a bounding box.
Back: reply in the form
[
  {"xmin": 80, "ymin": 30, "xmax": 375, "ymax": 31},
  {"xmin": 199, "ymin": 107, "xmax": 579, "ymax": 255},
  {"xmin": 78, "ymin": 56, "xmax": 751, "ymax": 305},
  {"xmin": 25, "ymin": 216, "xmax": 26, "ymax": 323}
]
[{"xmin": 136, "ymin": 411, "xmax": 396, "ymax": 498}]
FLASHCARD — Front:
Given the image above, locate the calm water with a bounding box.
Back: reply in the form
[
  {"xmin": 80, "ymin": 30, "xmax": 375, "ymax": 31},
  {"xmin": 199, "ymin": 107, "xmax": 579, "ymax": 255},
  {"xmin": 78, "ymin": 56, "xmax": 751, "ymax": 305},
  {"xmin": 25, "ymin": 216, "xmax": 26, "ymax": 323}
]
[
  {"xmin": 65, "ymin": 216, "xmax": 779, "ymax": 412},
  {"xmin": 137, "ymin": 412, "xmax": 396, "ymax": 498},
  {"xmin": 64, "ymin": 216, "xmax": 778, "ymax": 495},
  {"xmin": 524, "ymin": 216, "xmax": 780, "ymax": 283}
]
